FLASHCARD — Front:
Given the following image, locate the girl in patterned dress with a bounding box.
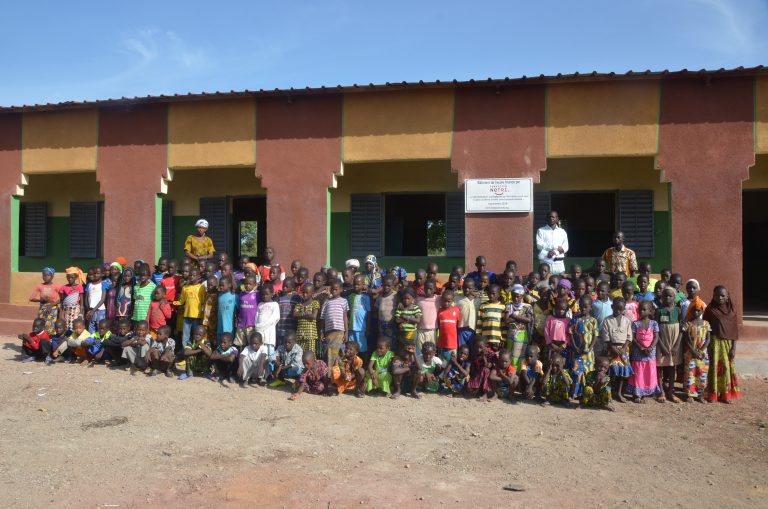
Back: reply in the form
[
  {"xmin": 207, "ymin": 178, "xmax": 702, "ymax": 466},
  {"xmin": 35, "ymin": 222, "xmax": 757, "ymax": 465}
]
[
  {"xmin": 627, "ymin": 301, "xmax": 663, "ymax": 403},
  {"xmin": 683, "ymin": 299, "xmax": 710, "ymax": 402},
  {"xmin": 29, "ymin": 267, "xmax": 60, "ymax": 335},
  {"xmin": 60, "ymin": 267, "xmax": 85, "ymax": 331},
  {"xmin": 703, "ymin": 286, "xmax": 741, "ymax": 403},
  {"xmin": 655, "ymin": 287, "xmax": 683, "ymax": 403},
  {"xmin": 566, "ymin": 295, "xmax": 598, "ymax": 399}
]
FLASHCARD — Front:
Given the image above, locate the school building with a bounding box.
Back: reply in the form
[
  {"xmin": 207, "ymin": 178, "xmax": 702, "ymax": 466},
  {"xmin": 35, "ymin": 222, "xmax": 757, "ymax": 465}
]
[{"xmin": 1, "ymin": 66, "xmax": 767, "ymax": 369}]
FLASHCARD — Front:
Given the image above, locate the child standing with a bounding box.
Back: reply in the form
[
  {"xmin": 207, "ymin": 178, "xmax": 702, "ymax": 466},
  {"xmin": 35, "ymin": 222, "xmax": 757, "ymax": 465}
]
[
  {"xmin": 703, "ymin": 285, "xmax": 740, "ymax": 403},
  {"xmin": 476, "ymin": 284, "xmax": 505, "ymax": 352},
  {"xmin": 84, "ymin": 267, "xmax": 109, "ymax": 333},
  {"xmin": 415, "ymin": 281, "xmax": 440, "ymax": 353},
  {"xmin": 591, "ymin": 282, "xmax": 613, "ymax": 357},
  {"xmin": 116, "ymin": 268, "xmax": 134, "ymax": 321},
  {"xmin": 684, "ymin": 299, "xmax": 710, "ymax": 402},
  {"xmin": 543, "ymin": 298, "xmax": 570, "ymax": 363},
  {"xmin": 626, "ymin": 301, "xmax": 662, "ymax": 403},
  {"xmin": 566, "ymin": 295, "xmax": 598, "ymax": 399},
  {"xmin": 276, "ymin": 279, "xmax": 301, "ymax": 347},
  {"xmin": 216, "ymin": 277, "xmax": 238, "ymax": 346},
  {"xmin": 347, "ymin": 275, "xmax": 372, "ymax": 355},
  {"xmin": 437, "ymin": 290, "xmax": 460, "ymax": 358},
  {"xmin": 394, "ymin": 289, "xmax": 422, "ymax": 352},
  {"xmin": 234, "ymin": 275, "xmax": 259, "ymax": 348},
  {"xmin": 602, "ymin": 297, "xmax": 634, "ymax": 402},
  {"xmin": 456, "ymin": 279, "xmax": 478, "ymax": 349},
  {"xmin": 621, "ymin": 281, "xmax": 640, "ymax": 322},
  {"xmin": 294, "ymin": 283, "xmax": 320, "ymax": 356},
  {"xmin": 655, "ymin": 287, "xmax": 683, "ymax": 402},
  {"xmin": 634, "ymin": 275, "xmax": 655, "ymax": 302},
  {"xmin": 173, "ymin": 268, "xmax": 205, "ymax": 347},
  {"xmin": 132, "ymin": 269, "xmax": 156, "ymax": 327},
  {"xmin": 505, "ymin": 284, "xmax": 533, "ymax": 371},
  {"xmin": 365, "ymin": 337, "xmax": 394, "ymax": 395},
  {"xmin": 146, "ymin": 286, "xmax": 172, "ymax": 336},
  {"xmin": 374, "ymin": 276, "xmax": 398, "ymax": 347},
  {"xmin": 467, "ymin": 337, "xmax": 495, "ymax": 400},
  {"xmin": 254, "ymin": 285, "xmax": 280, "ymax": 361},
  {"xmin": 29, "ymin": 267, "xmax": 60, "ymax": 335},
  {"xmin": 520, "ymin": 344, "xmax": 544, "ymax": 401},
  {"xmin": 319, "ymin": 282, "xmax": 349, "ymax": 367},
  {"xmin": 60, "ymin": 267, "xmax": 85, "ymax": 331},
  {"xmin": 202, "ymin": 276, "xmax": 219, "ymax": 342}
]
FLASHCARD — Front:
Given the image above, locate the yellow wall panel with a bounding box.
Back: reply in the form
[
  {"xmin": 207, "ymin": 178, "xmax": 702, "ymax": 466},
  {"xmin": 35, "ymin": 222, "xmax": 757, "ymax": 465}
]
[
  {"xmin": 21, "ymin": 173, "xmax": 102, "ymax": 216},
  {"xmin": 22, "ymin": 110, "xmax": 98, "ymax": 173},
  {"xmin": 756, "ymin": 77, "xmax": 768, "ymax": 154},
  {"xmin": 168, "ymin": 99, "xmax": 256, "ymax": 168},
  {"xmin": 537, "ymin": 157, "xmax": 668, "ymax": 210},
  {"xmin": 744, "ymin": 155, "xmax": 768, "ymax": 188},
  {"xmin": 547, "ymin": 81, "xmax": 659, "ymax": 157},
  {"xmin": 343, "ymin": 90, "xmax": 453, "ymax": 162},
  {"xmin": 331, "ymin": 160, "xmax": 459, "ymax": 212},
  {"xmin": 165, "ymin": 167, "xmax": 264, "ymax": 215}
]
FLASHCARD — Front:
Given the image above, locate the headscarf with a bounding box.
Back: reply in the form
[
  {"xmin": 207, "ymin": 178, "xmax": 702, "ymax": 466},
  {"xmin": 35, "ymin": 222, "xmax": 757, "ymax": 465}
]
[
  {"xmin": 558, "ymin": 278, "xmax": 572, "ymax": 290},
  {"xmin": 345, "ymin": 259, "xmax": 360, "ymax": 270},
  {"xmin": 65, "ymin": 266, "xmax": 86, "ymax": 285},
  {"xmin": 110, "ymin": 261, "xmax": 123, "ymax": 272},
  {"xmin": 42, "ymin": 267, "xmax": 55, "ymax": 276},
  {"xmin": 363, "ymin": 254, "xmax": 382, "ymax": 289},
  {"xmin": 511, "ymin": 284, "xmax": 525, "ymax": 295},
  {"xmin": 703, "ymin": 286, "xmax": 738, "ymax": 340},
  {"xmin": 114, "ymin": 256, "xmax": 128, "ymax": 267},
  {"xmin": 195, "ymin": 219, "xmax": 209, "ymax": 229},
  {"xmin": 685, "ymin": 295, "xmax": 707, "ymax": 322},
  {"xmin": 387, "ymin": 266, "xmax": 408, "ymax": 282}
]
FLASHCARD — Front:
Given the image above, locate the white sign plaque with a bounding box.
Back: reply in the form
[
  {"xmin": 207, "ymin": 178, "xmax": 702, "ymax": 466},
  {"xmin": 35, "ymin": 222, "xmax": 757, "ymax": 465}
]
[{"xmin": 464, "ymin": 178, "xmax": 533, "ymax": 213}]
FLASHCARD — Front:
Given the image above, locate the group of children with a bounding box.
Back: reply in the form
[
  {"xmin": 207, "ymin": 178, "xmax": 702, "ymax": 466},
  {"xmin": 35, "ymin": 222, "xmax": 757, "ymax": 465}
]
[{"xmin": 19, "ymin": 242, "xmax": 742, "ymax": 407}]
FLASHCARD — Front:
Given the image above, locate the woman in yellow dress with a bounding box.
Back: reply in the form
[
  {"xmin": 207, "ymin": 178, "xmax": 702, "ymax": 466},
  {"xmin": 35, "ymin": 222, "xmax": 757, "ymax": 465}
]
[{"xmin": 184, "ymin": 219, "xmax": 216, "ymax": 268}]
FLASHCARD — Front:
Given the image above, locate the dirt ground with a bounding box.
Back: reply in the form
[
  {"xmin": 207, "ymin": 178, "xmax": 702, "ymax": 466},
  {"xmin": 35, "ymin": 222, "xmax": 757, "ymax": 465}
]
[{"xmin": 1, "ymin": 338, "xmax": 766, "ymax": 509}]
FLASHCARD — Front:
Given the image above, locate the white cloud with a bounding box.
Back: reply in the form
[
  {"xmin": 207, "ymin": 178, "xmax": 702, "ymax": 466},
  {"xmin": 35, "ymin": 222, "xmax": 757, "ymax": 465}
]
[{"xmin": 688, "ymin": 0, "xmax": 768, "ymax": 59}]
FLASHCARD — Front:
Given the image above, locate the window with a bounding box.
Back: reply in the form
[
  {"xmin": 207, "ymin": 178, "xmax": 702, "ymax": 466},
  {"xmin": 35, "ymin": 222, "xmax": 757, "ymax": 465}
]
[
  {"xmin": 238, "ymin": 220, "xmax": 259, "ymax": 257},
  {"xmin": 20, "ymin": 202, "xmax": 48, "ymax": 257},
  {"xmin": 534, "ymin": 190, "xmax": 654, "ymax": 258},
  {"xmin": 350, "ymin": 193, "xmax": 464, "ymax": 257},
  {"xmin": 70, "ymin": 202, "xmax": 103, "ymax": 258}
]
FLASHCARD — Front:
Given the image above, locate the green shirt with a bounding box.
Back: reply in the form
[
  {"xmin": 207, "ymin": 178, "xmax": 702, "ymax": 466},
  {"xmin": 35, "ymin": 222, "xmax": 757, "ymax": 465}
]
[
  {"xmin": 132, "ymin": 282, "xmax": 156, "ymax": 321},
  {"xmin": 395, "ymin": 305, "xmax": 422, "ymax": 333}
]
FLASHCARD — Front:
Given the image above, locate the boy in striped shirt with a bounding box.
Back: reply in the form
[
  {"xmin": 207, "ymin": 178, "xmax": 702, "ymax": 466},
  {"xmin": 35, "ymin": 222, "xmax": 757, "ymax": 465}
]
[
  {"xmin": 319, "ymin": 282, "xmax": 349, "ymax": 368},
  {"xmin": 477, "ymin": 284, "xmax": 505, "ymax": 352},
  {"xmin": 395, "ymin": 288, "xmax": 422, "ymax": 352}
]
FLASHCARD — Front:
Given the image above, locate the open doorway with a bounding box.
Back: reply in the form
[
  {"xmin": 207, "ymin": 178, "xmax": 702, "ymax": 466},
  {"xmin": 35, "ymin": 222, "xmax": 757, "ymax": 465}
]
[
  {"xmin": 231, "ymin": 197, "xmax": 266, "ymax": 263},
  {"xmin": 743, "ymin": 190, "xmax": 768, "ymax": 313}
]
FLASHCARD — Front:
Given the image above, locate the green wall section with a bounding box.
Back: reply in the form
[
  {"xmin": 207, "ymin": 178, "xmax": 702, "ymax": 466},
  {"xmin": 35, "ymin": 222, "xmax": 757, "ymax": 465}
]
[
  {"xmin": 530, "ymin": 210, "xmax": 673, "ymax": 273},
  {"xmin": 19, "ymin": 216, "xmax": 103, "ymax": 272},
  {"xmin": 171, "ymin": 216, "xmax": 198, "ymax": 261},
  {"xmin": 330, "ymin": 212, "xmax": 464, "ymax": 273},
  {"xmin": 10, "ymin": 196, "xmax": 19, "ymax": 272}
]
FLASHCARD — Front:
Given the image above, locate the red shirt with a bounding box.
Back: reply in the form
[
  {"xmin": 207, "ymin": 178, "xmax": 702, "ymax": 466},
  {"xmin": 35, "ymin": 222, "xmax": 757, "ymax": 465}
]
[
  {"xmin": 437, "ymin": 306, "xmax": 460, "ymax": 349},
  {"xmin": 160, "ymin": 275, "xmax": 177, "ymax": 302},
  {"xmin": 25, "ymin": 330, "xmax": 50, "ymax": 351},
  {"xmin": 147, "ymin": 301, "xmax": 172, "ymax": 330}
]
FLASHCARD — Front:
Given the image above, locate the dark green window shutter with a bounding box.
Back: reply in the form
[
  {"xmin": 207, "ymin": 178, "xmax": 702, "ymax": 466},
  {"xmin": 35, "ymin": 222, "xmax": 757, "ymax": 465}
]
[
  {"xmin": 22, "ymin": 202, "xmax": 47, "ymax": 257},
  {"xmin": 618, "ymin": 190, "xmax": 654, "ymax": 258},
  {"xmin": 350, "ymin": 194, "xmax": 382, "ymax": 257},
  {"xmin": 199, "ymin": 197, "xmax": 229, "ymax": 255},
  {"xmin": 445, "ymin": 192, "xmax": 465, "ymax": 257},
  {"xmin": 70, "ymin": 202, "xmax": 101, "ymax": 258},
  {"xmin": 533, "ymin": 191, "xmax": 551, "ymax": 251},
  {"xmin": 161, "ymin": 200, "xmax": 174, "ymax": 258}
]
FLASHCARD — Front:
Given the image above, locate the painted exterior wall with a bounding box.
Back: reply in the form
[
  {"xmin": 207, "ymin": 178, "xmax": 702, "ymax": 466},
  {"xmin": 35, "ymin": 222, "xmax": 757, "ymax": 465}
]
[
  {"xmin": 547, "ymin": 81, "xmax": 659, "ymax": 157},
  {"xmin": 21, "ymin": 110, "xmax": 98, "ymax": 173},
  {"xmin": 0, "ymin": 114, "xmax": 23, "ymax": 303},
  {"xmin": 744, "ymin": 155, "xmax": 768, "ymax": 188},
  {"xmin": 757, "ymin": 77, "xmax": 768, "ymax": 154},
  {"xmin": 657, "ymin": 77, "xmax": 755, "ymax": 318},
  {"xmin": 168, "ymin": 99, "xmax": 256, "ymax": 168},
  {"xmin": 343, "ymin": 90, "xmax": 453, "ymax": 162}
]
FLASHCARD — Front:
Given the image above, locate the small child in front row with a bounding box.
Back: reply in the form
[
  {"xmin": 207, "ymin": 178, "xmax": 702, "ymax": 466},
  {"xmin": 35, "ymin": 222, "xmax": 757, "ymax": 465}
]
[
  {"xmin": 579, "ymin": 357, "xmax": 613, "ymax": 410},
  {"xmin": 238, "ymin": 331, "xmax": 269, "ymax": 386},
  {"xmin": 440, "ymin": 345, "xmax": 471, "ymax": 396},
  {"xmin": 331, "ymin": 341, "xmax": 366, "ymax": 397},
  {"xmin": 519, "ymin": 344, "xmax": 544, "ymax": 401},
  {"xmin": 271, "ymin": 332, "xmax": 304, "ymax": 384},
  {"xmin": 18, "ymin": 318, "xmax": 51, "ymax": 362},
  {"xmin": 290, "ymin": 350, "xmax": 329, "ymax": 401},
  {"xmin": 85, "ymin": 319, "xmax": 112, "ymax": 366},
  {"xmin": 145, "ymin": 325, "xmax": 175, "ymax": 377},
  {"xmin": 46, "ymin": 319, "xmax": 70, "ymax": 364},
  {"xmin": 467, "ymin": 337, "xmax": 496, "ymax": 401},
  {"xmin": 543, "ymin": 355, "xmax": 572, "ymax": 405},
  {"xmin": 418, "ymin": 341, "xmax": 443, "ymax": 394},
  {"xmin": 489, "ymin": 350, "xmax": 518, "ymax": 402},
  {"xmin": 180, "ymin": 325, "xmax": 211, "ymax": 380},
  {"xmin": 602, "ymin": 297, "xmax": 633, "ymax": 402},
  {"xmin": 203, "ymin": 332, "xmax": 238, "ymax": 383},
  {"xmin": 366, "ymin": 337, "xmax": 394, "ymax": 395},
  {"xmin": 121, "ymin": 320, "xmax": 152, "ymax": 373},
  {"xmin": 626, "ymin": 301, "xmax": 662, "ymax": 403},
  {"xmin": 391, "ymin": 342, "xmax": 421, "ymax": 399}
]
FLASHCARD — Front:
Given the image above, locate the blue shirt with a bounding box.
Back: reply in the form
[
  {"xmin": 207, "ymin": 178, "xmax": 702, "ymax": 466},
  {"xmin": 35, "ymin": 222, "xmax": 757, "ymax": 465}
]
[
  {"xmin": 347, "ymin": 293, "xmax": 371, "ymax": 332},
  {"xmin": 217, "ymin": 292, "xmax": 239, "ymax": 335},
  {"xmin": 635, "ymin": 291, "xmax": 655, "ymax": 302},
  {"xmin": 591, "ymin": 298, "xmax": 613, "ymax": 330},
  {"xmin": 466, "ymin": 271, "xmax": 497, "ymax": 285},
  {"xmin": 151, "ymin": 272, "xmax": 165, "ymax": 285}
]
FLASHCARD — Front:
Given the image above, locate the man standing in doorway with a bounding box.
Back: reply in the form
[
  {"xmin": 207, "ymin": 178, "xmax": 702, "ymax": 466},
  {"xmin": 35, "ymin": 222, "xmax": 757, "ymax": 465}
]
[
  {"xmin": 602, "ymin": 231, "xmax": 638, "ymax": 276},
  {"xmin": 535, "ymin": 210, "xmax": 569, "ymax": 275}
]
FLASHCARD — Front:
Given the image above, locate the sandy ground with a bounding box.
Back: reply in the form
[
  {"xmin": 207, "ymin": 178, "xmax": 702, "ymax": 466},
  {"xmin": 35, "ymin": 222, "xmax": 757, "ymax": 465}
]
[{"xmin": 0, "ymin": 338, "xmax": 767, "ymax": 509}]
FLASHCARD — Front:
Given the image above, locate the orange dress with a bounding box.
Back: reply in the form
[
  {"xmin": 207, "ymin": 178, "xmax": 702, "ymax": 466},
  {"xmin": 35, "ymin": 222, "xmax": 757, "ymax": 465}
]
[{"xmin": 331, "ymin": 355, "xmax": 364, "ymax": 394}]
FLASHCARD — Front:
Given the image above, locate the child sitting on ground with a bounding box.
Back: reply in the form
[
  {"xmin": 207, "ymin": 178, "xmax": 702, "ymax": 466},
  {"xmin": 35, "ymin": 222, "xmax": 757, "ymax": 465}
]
[
  {"xmin": 101, "ymin": 318, "xmax": 129, "ymax": 365},
  {"xmin": 468, "ymin": 337, "xmax": 496, "ymax": 401},
  {"xmin": 580, "ymin": 357, "xmax": 613, "ymax": 409},
  {"xmin": 179, "ymin": 324, "xmax": 210, "ymax": 380},
  {"xmin": 331, "ymin": 340, "xmax": 366, "ymax": 397},
  {"xmin": 418, "ymin": 341, "xmax": 443, "ymax": 394},
  {"xmin": 18, "ymin": 318, "xmax": 51, "ymax": 362},
  {"xmin": 365, "ymin": 337, "xmax": 394, "ymax": 395},
  {"xmin": 46, "ymin": 319, "xmax": 70, "ymax": 364},
  {"xmin": 238, "ymin": 331, "xmax": 269, "ymax": 386},
  {"xmin": 54, "ymin": 317, "xmax": 91, "ymax": 364},
  {"xmin": 489, "ymin": 350, "xmax": 518, "ymax": 402},
  {"xmin": 290, "ymin": 350, "xmax": 329, "ymax": 401},
  {"xmin": 203, "ymin": 332, "xmax": 238, "ymax": 383},
  {"xmin": 543, "ymin": 355, "xmax": 572, "ymax": 405},
  {"xmin": 391, "ymin": 342, "xmax": 421, "ymax": 399},
  {"xmin": 85, "ymin": 319, "xmax": 112, "ymax": 366},
  {"xmin": 271, "ymin": 332, "xmax": 304, "ymax": 384},
  {"xmin": 440, "ymin": 345, "xmax": 471, "ymax": 396},
  {"xmin": 121, "ymin": 320, "xmax": 152, "ymax": 374},
  {"xmin": 145, "ymin": 325, "xmax": 175, "ymax": 377},
  {"xmin": 520, "ymin": 344, "xmax": 544, "ymax": 401}
]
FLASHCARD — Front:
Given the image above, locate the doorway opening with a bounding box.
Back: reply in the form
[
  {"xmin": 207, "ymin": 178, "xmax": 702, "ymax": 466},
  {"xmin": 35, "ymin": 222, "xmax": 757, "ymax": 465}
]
[
  {"xmin": 231, "ymin": 197, "xmax": 267, "ymax": 263},
  {"xmin": 743, "ymin": 190, "xmax": 768, "ymax": 313}
]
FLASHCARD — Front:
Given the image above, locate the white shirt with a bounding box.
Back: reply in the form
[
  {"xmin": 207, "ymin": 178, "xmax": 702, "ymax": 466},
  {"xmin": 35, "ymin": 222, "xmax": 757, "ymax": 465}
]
[{"xmin": 535, "ymin": 225, "xmax": 569, "ymax": 264}]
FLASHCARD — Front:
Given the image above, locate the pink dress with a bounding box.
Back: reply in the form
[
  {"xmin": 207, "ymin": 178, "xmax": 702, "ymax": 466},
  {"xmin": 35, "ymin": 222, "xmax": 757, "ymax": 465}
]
[{"xmin": 626, "ymin": 319, "xmax": 662, "ymax": 397}]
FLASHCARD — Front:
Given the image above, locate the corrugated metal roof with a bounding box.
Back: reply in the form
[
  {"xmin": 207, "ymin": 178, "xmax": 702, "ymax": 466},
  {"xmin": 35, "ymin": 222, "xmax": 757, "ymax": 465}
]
[{"xmin": 1, "ymin": 65, "xmax": 766, "ymax": 113}]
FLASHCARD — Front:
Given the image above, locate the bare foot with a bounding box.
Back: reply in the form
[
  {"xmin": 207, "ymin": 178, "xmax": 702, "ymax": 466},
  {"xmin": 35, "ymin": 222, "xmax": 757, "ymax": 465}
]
[
  {"xmin": 390, "ymin": 391, "xmax": 401, "ymax": 400},
  {"xmin": 615, "ymin": 394, "xmax": 627, "ymax": 403}
]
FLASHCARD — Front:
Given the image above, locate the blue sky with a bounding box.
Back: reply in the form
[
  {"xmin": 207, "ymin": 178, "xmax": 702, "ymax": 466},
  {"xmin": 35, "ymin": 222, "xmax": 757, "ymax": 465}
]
[{"xmin": 1, "ymin": 0, "xmax": 766, "ymax": 106}]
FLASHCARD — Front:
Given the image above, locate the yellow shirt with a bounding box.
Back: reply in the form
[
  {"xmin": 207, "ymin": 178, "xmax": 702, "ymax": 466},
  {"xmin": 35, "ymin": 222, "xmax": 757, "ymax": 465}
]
[
  {"xmin": 174, "ymin": 283, "xmax": 206, "ymax": 318},
  {"xmin": 184, "ymin": 235, "xmax": 215, "ymax": 258}
]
